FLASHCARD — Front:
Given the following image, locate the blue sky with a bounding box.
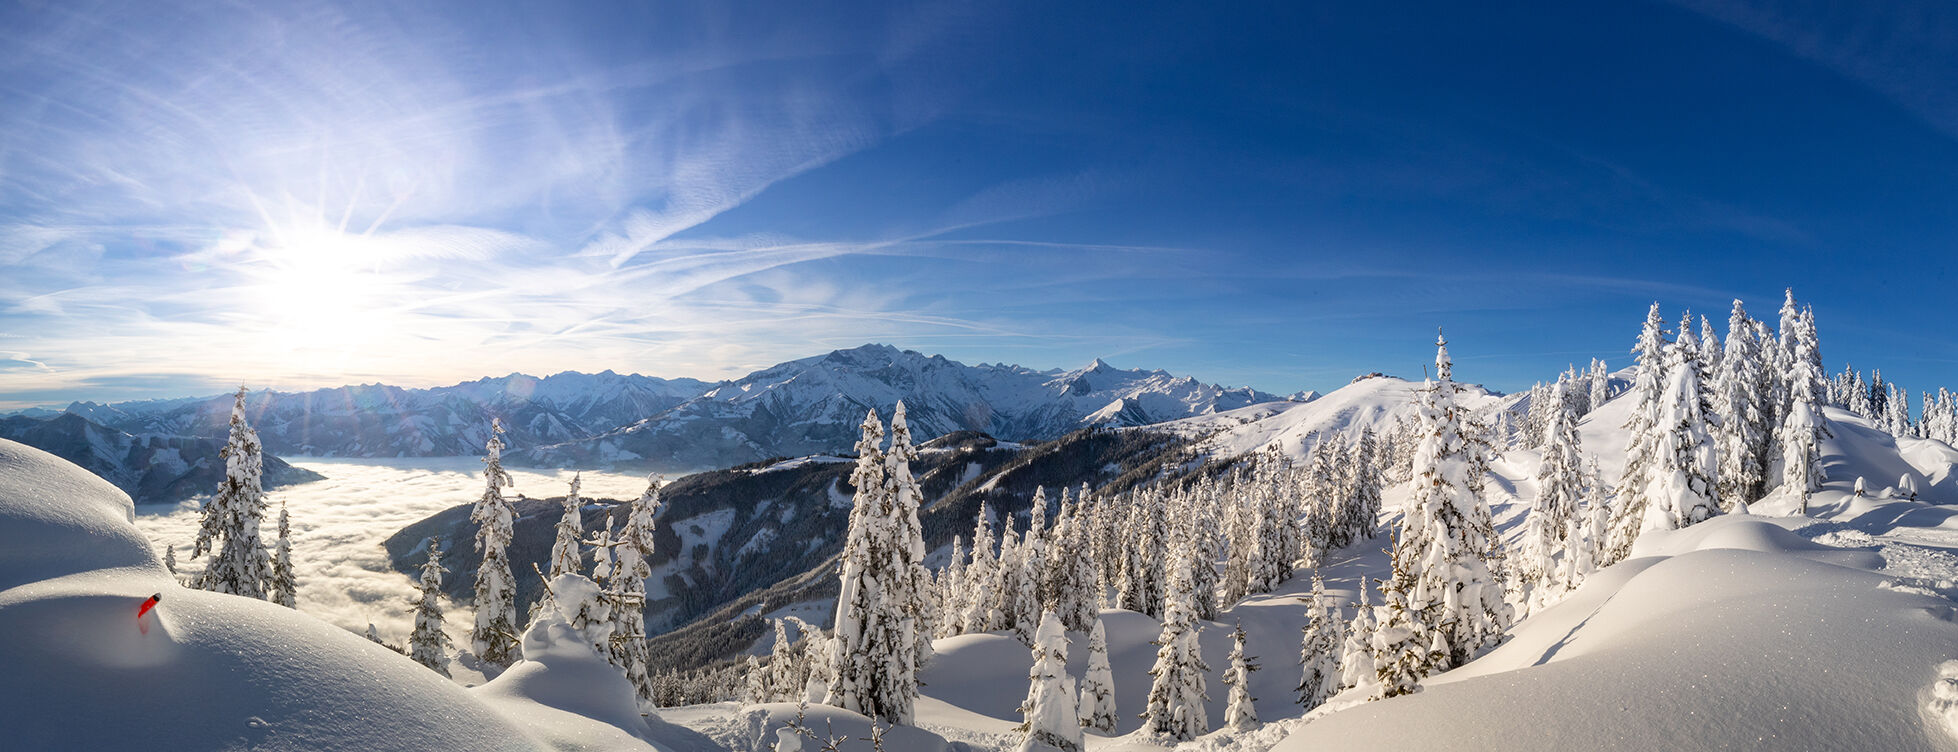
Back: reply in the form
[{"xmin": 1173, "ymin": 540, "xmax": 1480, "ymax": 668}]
[{"xmin": 2, "ymin": 0, "xmax": 1955, "ymax": 408}]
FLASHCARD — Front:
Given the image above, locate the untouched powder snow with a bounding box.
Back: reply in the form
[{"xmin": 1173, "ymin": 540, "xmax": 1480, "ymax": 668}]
[
  {"xmin": 1271, "ymin": 514, "xmax": 1958, "ymax": 751},
  {"xmin": 0, "ymin": 438, "xmax": 567, "ymax": 751}
]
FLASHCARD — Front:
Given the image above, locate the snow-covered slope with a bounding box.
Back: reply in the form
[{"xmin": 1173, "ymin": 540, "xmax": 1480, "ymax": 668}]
[
  {"xmin": 1161, "ymin": 374, "xmax": 1501, "ymax": 463},
  {"xmin": 522, "ymin": 345, "xmax": 1284, "ymax": 471},
  {"xmin": 62, "ymin": 370, "xmax": 712, "ymax": 459}
]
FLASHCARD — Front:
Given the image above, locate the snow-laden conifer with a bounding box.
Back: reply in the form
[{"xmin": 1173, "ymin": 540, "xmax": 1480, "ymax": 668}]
[
  {"xmin": 1778, "ymin": 308, "xmax": 1830, "ymax": 513},
  {"xmin": 164, "ymin": 544, "xmax": 178, "ymax": 576},
  {"xmin": 1589, "ymin": 358, "xmax": 1611, "ymax": 413},
  {"xmin": 825, "ymin": 408, "xmax": 922, "ymax": 724},
  {"xmin": 963, "ymin": 504, "xmax": 1000, "ymax": 633},
  {"xmin": 193, "ymin": 386, "xmax": 273, "ymax": 598},
  {"xmin": 1344, "ymin": 428, "xmax": 1382, "ymax": 544},
  {"xmin": 1642, "ymin": 318, "xmax": 1722, "ymax": 534},
  {"xmin": 1016, "ymin": 611, "xmax": 1083, "ymax": 752},
  {"xmin": 996, "ymin": 524, "xmax": 1035, "ymax": 644},
  {"xmin": 1374, "ymin": 333, "xmax": 1508, "ymax": 696},
  {"xmin": 1223, "ymin": 621, "xmax": 1260, "ymax": 732},
  {"xmin": 470, "ymin": 418, "xmax": 520, "ymax": 668},
  {"xmin": 610, "ymin": 475, "xmax": 663, "ymax": 704},
  {"xmin": 1524, "ymin": 379, "xmax": 1583, "ymax": 599},
  {"xmin": 548, "ymin": 473, "xmax": 584, "ymax": 579},
  {"xmin": 1079, "ymin": 616, "xmax": 1118, "ymax": 733},
  {"xmin": 1339, "ymin": 580, "xmax": 1379, "ymax": 698},
  {"xmin": 408, "ymin": 537, "xmax": 453, "ymax": 677},
  {"xmin": 1605, "ymin": 304, "xmax": 1670, "ymax": 565},
  {"xmin": 270, "ymin": 499, "xmax": 297, "ymax": 608},
  {"xmin": 1296, "ymin": 571, "xmax": 1341, "ymax": 709},
  {"xmin": 938, "ymin": 535, "xmax": 968, "ymax": 638},
  {"xmin": 1047, "ymin": 494, "xmax": 1100, "ymax": 632},
  {"xmin": 1142, "ymin": 555, "xmax": 1209, "ymax": 741},
  {"xmin": 743, "ymin": 655, "xmax": 768, "ymax": 704},
  {"xmin": 884, "ymin": 402, "xmax": 935, "ymax": 667},
  {"xmin": 1714, "ymin": 300, "xmax": 1770, "ymax": 506}
]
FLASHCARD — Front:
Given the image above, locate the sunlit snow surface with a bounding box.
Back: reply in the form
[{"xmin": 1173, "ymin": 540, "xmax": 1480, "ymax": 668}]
[{"xmin": 131, "ymin": 458, "xmax": 653, "ymax": 642}]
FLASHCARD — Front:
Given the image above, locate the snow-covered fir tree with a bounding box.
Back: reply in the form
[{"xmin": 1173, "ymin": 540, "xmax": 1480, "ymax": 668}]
[
  {"xmin": 1016, "ymin": 611, "xmax": 1083, "ymax": 752},
  {"xmin": 1714, "ymin": 300, "xmax": 1770, "ymax": 507},
  {"xmin": 269, "ymin": 499, "xmax": 296, "ymax": 608},
  {"xmin": 470, "ymin": 418, "xmax": 520, "ymax": 668},
  {"xmin": 548, "ymin": 473, "xmax": 584, "ymax": 579},
  {"xmin": 1524, "ymin": 379, "xmax": 1584, "ymax": 605},
  {"xmin": 883, "ymin": 402, "xmax": 936, "ymax": 668},
  {"xmin": 193, "ymin": 386, "xmax": 273, "ymax": 599},
  {"xmin": 1079, "ymin": 616, "xmax": 1118, "ymax": 733},
  {"xmin": 962, "ymin": 504, "xmax": 1001, "ymax": 633},
  {"xmin": 1641, "ymin": 315, "xmax": 1721, "ymax": 534},
  {"xmin": 937, "ymin": 535, "xmax": 968, "ymax": 638},
  {"xmin": 996, "ymin": 524, "xmax": 1036, "ymax": 644},
  {"xmin": 1778, "ymin": 308, "xmax": 1831, "ymax": 513},
  {"xmin": 1023, "ymin": 487, "xmax": 1051, "ymax": 609},
  {"xmin": 1373, "ymin": 333, "xmax": 1509, "ymax": 697},
  {"xmin": 826, "ymin": 408, "xmax": 924, "ymax": 725},
  {"xmin": 1339, "ymin": 579, "xmax": 1379, "ymax": 699},
  {"xmin": 1142, "ymin": 556, "xmax": 1209, "ymax": 741},
  {"xmin": 1589, "ymin": 358, "xmax": 1611, "ymax": 413},
  {"xmin": 409, "ymin": 537, "xmax": 453, "ymax": 677},
  {"xmin": 1223, "ymin": 621, "xmax": 1260, "ymax": 732},
  {"xmin": 609, "ymin": 474, "xmax": 662, "ymax": 704},
  {"xmin": 743, "ymin": 655, "xmax": 768, "ymax": 704},
  {"xmin": 1605, "ymin": 304, "xmax": 1670, "ymax": 566},
  {"xmin": 1185, "ymin": 490, "xmax": 1222, "ymax": 622},
  {"xmin": 1118, "ymin": 490, "xmax": 1166, "ymax": 618},
  {"xmin": 1343, "ymin": 428, "xmax": 1383, "ymax": 545},
  {"xmin": 1296, "ymin": 571, "xmax": 1341, "ymax": 710},
  {"xmin": 1047, "ymin": 493, "xmax": 1100, "ymax": 632},
  {"xmin": 164, "ymin": 544, "xmax": 177, "ymax": 576}
]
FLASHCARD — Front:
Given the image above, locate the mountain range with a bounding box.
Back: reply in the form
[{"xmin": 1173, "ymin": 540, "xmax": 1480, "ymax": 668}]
[{"xmin": 18, "ymin": 345, "xmax": 1296, "ymax": 472}]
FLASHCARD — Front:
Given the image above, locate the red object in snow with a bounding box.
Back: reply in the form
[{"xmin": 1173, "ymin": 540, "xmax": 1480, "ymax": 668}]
[{"xmin": 138, "ymin": 593, "xmax": 161, "ymax": 619}]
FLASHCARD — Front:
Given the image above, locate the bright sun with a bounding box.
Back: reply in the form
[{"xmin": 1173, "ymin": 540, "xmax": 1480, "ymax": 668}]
[{"xmin": 249, "ymin": 226, "xmax": 394, "ymax": 356}]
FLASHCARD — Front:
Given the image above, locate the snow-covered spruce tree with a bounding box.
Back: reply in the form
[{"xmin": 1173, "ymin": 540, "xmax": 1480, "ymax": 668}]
[
  {"xmin": 164, "ymin": 544, "xmax": 178, "ymax": 577},
  {"xmin": 962, "ymin": 504, "xmax": 1000, "ymax": 633},
  {"xmin": 1186, "ymin": 491, "xmax": 1222, "ymax": 622},
  {"xmin": 1221, "ymin": 471, "xmax": 1263, "ymax": 607},
  {"xmin": 1714, "ymin": 300, "xmax": 1769, "ymax": 507},
  {"xmin": 1604, "ymin": 304, "xmax": 1670, "ymax": 566},
  {"xmin": 884, "ymin": 402, "xmax": 936, "ymax": 668},
  {"xmin": 1224, "ymin": 621, "xmax": 1260, "ymax": 732},
  {"xmin": 996, "ymin": 524, "xmax": 1036, "ymax": 644},
  {"xmin": 767, "ymin": 618, "xmax": 802, "ymax": 701},
  {"xmin": 1345, "ymin": 428, "xmax": 1382, "ymax": 544},
  {"xmin": 1016, "ymin": 611, "xmax": 1083, "ymax": 752},
  {"xmin": 938, "ymin": 535, "xmax": 968, "ymax": 639},
  {"xmin": 1525, "ymin": 381, "xmax": 1584, "ymax": 608},
  {"xmin": 1641, "ymin": 314, "xmax": 1722, "ymax": 534},
  {"xmin": 1700, "ymin": 314, "xmax": 1722, "ymax": 382},
  {"xmin": 1304, "ymin": 439, "xmax": 1339, "ymax": 556},
  {"xmin": 1024, "ymin": 487, "xmax": 1051, "ymax": 609},
  {"xmin": 1142, "ymin": 555, "xmax": 1209, "ymax": 741},
  {"xmin": 409, "ymin": 537, "xmax": 454, "ymax": 677},
  {"xmin": 610, "ymin": 474, "xmax": 663, "ymax": 705},
  {"xmin": 1769, "ymin": 288, "xmax": 1801, "ymax": 423},
  {"xmin": 1119, "ymin": 490, "xmax": 1166, "ymax": 618},
  {"xmin": 470, "ymin": 418, "xmax": 520, "ymax": 668},
  {"xmin": 270, "ymin": 499, "xmax": 297, "ymax": 608},
  {"xmin": 549, "ymin": 474, "xmax": 584, "ymax": 579},
  {"xmin": 193, "ymin": 386, "xmax": 273, "ymax": 598},
  {"xmin": 825, "ymin": 408, "xmax": 922, "ymax": 725},
  {"xmin": 1048, "ymin": 493, "xmax": 1100, "ymax": 632},
  {"xmin": 1339, "ymin": 580, "xmax": 1379, "ymax": 698},
  {"xmin": 1296, "ymin": 571, "xmax": 1341, "ymax": 710},
  {"xmin": 1373, "ymin": 333, "xmax": 1509, "ymax": 696},
  {"xmin": 1587, "ymin": 358, "xmax": 1609, "ymax": 412},
  {"xmin": 1778, "ymin": 308, "xmax": 1831, "ymax": 513},
  {"xmin": 743, "ymin": 655, "xmax": 768, "ymax": 704},
  {"xmin": 1079, "ymin": 616, "xmax": 1118, "ymax": 733}
]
